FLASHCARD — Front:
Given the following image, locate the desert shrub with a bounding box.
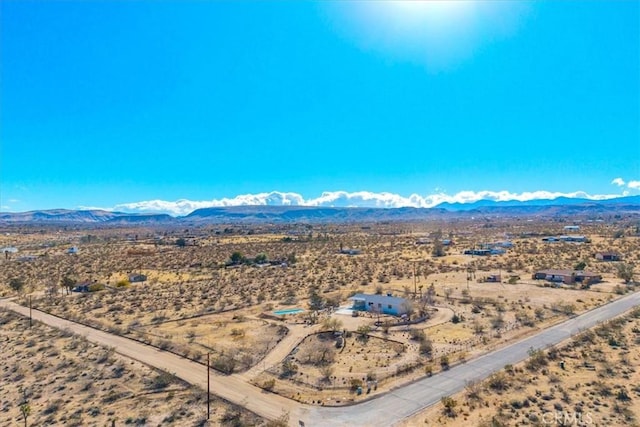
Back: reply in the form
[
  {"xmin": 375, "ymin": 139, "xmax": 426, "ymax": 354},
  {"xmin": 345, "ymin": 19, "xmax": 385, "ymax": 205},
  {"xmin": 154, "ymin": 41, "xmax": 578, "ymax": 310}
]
[
  {"xmin": 409, "ymin": 329, "xmax": 426, "ymax": 342},
  {"xmin": 424, "ymin": 363, "xmax": 434, "ymax": 376},
  {"xmin": 149, "ymin": 372, "xmax": 174, "ymax": 390},
  {"xmin": 230, "ymin": 328, "xmax": 245, "ymax": 338},
  {"xmin": 487, "ymin": 372, "xmax": 510, "ymax": 392},
  {"xmin": 281, "ymin": 359, "xmax": 298, "ymax": 377},
  {"xmin": 419, "ymin": 339, "xmax": 434, "ymax": 357},
  {"xmin": 614, "ymin": 285, "xmax": 627, "ymax": 295},
  {"xmin": 43, "ymin": 399, "xmax": 62, "ymax": 415},
  {"xmin": 350, "ymin": 378, "xmax": 363, "ymax": 391},
  {"xmin": 440, "ymin": 355, "xmax": 450, "ymax": 370},
  {"xmin": 96, "ymin": 347, "xmax": 115, "ymax": 364},
  {"xmin": 320, "ymin": 365, "xmax": 334, "ymax": 381},
  {"xmin": 88, "ymin": 283, "xmax": 105, "ymax": 292},
  {"xmin": 441, "ymin": 396, "xmax": 457, "ymax": 417},
  {"xmin": 213, "ymin": 355, "xmax": 236, "ymax": 374},
  {"xmin": 466, "ymin": 380, "xmax": 482, "ymax": 401},
  {"xmin": 526, "ymin": 347, "xmax": 548, "ymax": 371},
  {"xmin": 356, "ymin": 325, "xmax": 371, "ymax": 340},
  {"xmin": 491, "ymin": 314, "xmax": 505, "ymax": 330},
  {"xmin": 262, "ymin": 379, "xmax": 276, "ymax": 391},
  {"xmin": 115, "ymin": 280, "xmax": 130, "ymax": 288}
]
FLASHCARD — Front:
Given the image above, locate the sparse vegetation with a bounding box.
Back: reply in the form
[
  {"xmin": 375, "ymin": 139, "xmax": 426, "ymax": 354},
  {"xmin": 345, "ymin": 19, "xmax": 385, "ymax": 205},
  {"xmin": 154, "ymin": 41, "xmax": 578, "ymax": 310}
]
[{"xmin": 1, "ymin": 217, "xmax": 636, "ymax": 414}]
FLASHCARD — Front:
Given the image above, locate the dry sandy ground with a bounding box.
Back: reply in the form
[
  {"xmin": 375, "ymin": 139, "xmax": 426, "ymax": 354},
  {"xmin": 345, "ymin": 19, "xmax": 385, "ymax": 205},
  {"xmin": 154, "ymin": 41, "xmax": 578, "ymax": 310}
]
[
  {"xmin": 398, "ymin": 306, "xmax": 640, "ymax": 427},
  {"xmin": 1, "ymin": 220, "xmax": 637, "ymax": 420},
  {"xmin": 0, "ymin": 308, "xmax": 264, "ymax": 427}
]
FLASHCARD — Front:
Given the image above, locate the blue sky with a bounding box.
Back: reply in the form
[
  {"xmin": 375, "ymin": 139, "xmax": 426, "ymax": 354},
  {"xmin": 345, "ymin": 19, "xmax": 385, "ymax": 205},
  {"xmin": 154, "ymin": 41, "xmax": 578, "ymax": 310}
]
[{"xmin": 1, "ymin": 0, "xmax": 639, "ymax": 214}]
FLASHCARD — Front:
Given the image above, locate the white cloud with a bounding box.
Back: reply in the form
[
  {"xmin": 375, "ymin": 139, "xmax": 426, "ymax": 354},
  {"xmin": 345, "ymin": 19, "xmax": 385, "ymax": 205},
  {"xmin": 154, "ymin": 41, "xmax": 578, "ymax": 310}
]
[
  {"xmin": 111, "ymin": 189, "xmax": 627, "ymax": 216},
  {"xmin": 77, "ymin": 206, "xmax": 115, "ymax": 212},
  {"xmin": 611, "ymin": 178, "xmax": 626, "ymax": 186},
  {"xmin": 628, "ymin": 180, "xmax": 640, "ymax": 190}
]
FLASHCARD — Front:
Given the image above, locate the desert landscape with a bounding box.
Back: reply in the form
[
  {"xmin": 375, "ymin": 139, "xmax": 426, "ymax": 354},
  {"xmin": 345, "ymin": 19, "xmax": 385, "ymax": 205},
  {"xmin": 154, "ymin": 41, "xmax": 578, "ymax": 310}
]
[
  {"xmin": 0, "ymin": 308, "xmax": 264, "ymax": 427},
  {"xmin": 1, "ymin": 211, "xmax": 639, "ymax": 425},
  {"xmin": 4, "ymin": 0, "xmax": 638, "ymax": 424}
]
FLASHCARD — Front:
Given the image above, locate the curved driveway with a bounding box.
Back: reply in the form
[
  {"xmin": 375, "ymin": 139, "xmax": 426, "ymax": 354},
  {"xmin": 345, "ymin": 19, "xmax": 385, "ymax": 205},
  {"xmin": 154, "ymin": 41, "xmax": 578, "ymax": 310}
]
[{"xmin": 2, "ymin": 291, "xmax": 639, "ymax": 427}]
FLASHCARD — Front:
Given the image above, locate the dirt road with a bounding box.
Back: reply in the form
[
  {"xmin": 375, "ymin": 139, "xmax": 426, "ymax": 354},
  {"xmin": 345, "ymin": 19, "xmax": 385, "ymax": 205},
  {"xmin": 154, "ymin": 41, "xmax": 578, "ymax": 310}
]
[{"xmin": 3, "ymin": 291, "xmax": 639, "ymax": 426}]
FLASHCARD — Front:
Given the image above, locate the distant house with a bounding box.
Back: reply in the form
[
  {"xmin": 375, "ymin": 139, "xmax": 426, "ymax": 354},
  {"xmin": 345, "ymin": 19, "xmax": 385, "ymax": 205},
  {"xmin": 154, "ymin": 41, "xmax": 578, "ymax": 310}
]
[
  {"xmin": 542, "ymin": 235, "xmax": 587, "ymax": 243},
  {"xmin": 128, "ymin": 273, "xmax": 147, "ymax": 283},
  {"xmin": 340, "ymin": 248, "xmax": 362, "ymax": 256},
  {"xmin": 564, "ymin": 225, "xmax": 580, "ymax": 232},
  {"xmin": 559, "ymin": 235, "xmax": 587, "ymax": 243},
  {"xmin": 493, "ymin": 241, "xmax": 513, "ymax": 248},
  {"xmin": 415, "ymin": 238, "xmax": 431, "ymax": 245},
  {"xmin": 485, "ymin": 274, "xmax": 502, "ymax": 283},
  {"xmin": 532, "ymin": 269, "xmax": 601, "ymax": 285},
  {"xmin": 349, "ymin": 293, "xmax": 410, "ymax": 316},
  {"xmin": 67, "ymin": 246, "xmax": 79, "ymax": 254},
  {"xmin": 595, "ymin": 252, "xmax": 621, "ymax": 262},
  {"xmin": 72, "ymin": 282, "xmax": 91, "ymax": 292},
  {"xmin": 17, "ymin": 255, "xmax": 37, "ymax": 262},
  {"xmin": 441, "ymin": 239, "xmax": 453, "ymax": 246},
  {"xmin": 464, "ymin": 249, "xmax": 491, "ymax": 256}
]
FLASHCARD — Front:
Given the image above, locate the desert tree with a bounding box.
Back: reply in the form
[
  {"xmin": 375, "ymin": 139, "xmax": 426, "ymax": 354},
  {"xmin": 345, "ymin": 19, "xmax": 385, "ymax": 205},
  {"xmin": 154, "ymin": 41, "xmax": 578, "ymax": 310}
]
[
  {"xmin": 60, "ymin": 275, "xmax": 75, "ymax": 295},
  {"xmin": 229, "ymin": 251, "xmax": 244, "ymax": 265},
  {"xmin": 617, "ymin": 263, "xmax": 635, "ymax": 284},
  {"xmin": 472, "ymin": 319, "xmax": 485, "ymax": 335},
  {"xmin": 308, "ymin": 287, "xmax": 325, "ymax": 311},
  {"xmin": 425, "ymin": 283, "xmax": 436, "ymax": 305},
  {"xmin": 20, "ymin": 403, "xmax": 30, "ymax": 427},
  {"xmin": 443, "ymin": 287, "xmax": 453, "ymax": 302},
  {"xmin": 9, "ymin": 277, "xmax": 25, "ymax": 293},
  {"xmin": 431, "ymin": 240, "xmax": 445, "ymax": 258},
  {"xmin": 19, "ymin": 389, "xmax": 30, "ymax": 427},
  {"xmin": 321, "ymin": 317, "xmax": 342, "ymax": 332},
  {"xmin": 400, "ymin": 300, "xmax": 414, "ymax": 319}
]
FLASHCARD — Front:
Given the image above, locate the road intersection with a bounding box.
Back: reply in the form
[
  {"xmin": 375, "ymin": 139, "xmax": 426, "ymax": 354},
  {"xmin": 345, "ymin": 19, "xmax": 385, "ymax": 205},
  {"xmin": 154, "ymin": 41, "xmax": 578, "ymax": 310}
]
[{"xmin": 2, "ymin": 290, "xmax": 639, "ymax": 426}]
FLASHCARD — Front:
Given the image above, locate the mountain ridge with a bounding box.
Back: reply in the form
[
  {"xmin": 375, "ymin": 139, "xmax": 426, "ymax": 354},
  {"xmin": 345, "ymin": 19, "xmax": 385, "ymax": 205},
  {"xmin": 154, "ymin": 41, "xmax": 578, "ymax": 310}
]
[{"xmin": 1, "ymin": 196, "xmax": 639, "ymax": 224}]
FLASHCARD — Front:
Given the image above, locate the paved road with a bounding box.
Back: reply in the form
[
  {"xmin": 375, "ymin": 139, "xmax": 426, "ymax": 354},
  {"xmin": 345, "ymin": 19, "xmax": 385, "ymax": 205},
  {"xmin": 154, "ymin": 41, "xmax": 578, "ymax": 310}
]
[
  {"xmin": 301, "ymin": 291, "xmax": 640, "ymax": 426},
  {"xmin": 2, "ymin": 291, "xmax": 639, "ymax": 427}
]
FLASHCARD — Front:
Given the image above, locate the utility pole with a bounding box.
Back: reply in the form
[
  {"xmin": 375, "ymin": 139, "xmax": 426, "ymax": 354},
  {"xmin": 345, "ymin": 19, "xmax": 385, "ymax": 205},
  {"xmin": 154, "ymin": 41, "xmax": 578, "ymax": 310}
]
[
  {"xmin": 29, "ymin": 295, "xmax": 32, "ymax": 328},
  {"xmin": 207, "ymin": 352, "xmax": 210, "ymax": 420},
  {"xmin": 413, "ymin": 261, "xmax": 417, "ymax": 297}
]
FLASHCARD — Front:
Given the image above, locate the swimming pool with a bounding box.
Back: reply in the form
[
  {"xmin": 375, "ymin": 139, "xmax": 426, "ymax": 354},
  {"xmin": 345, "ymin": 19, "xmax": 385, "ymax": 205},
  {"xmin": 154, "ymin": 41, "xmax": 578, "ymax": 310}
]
[{"xmin": 273, "ymin": 308, "xmax": 305, "ymax": 316}]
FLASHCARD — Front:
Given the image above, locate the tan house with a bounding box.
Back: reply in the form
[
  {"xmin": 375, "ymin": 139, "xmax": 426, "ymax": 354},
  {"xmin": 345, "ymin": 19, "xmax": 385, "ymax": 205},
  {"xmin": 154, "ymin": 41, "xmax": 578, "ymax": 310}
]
[
  {"xmin": 533, "ymin": 269, "xmax": 602, "ymax": 285},
  {"xmin": 595, "ymin": 252, "xmax": 621, "ymax": 262}
]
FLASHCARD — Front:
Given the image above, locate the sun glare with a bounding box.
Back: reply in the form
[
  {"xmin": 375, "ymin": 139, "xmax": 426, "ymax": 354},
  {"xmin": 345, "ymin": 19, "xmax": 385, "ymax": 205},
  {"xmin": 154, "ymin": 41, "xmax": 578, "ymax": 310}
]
[
  {"xmin": 380, "ymin": 1, "xmax": 476, "ymax": 33},
  {"xmin": 324, "ymin": 0, "xmax": 528, "ymax": 71}
]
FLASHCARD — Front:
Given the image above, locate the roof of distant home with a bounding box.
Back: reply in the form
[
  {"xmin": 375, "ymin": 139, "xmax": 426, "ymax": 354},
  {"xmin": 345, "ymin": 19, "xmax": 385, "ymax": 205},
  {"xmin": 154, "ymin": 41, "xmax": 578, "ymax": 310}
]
[
  {"xmin": 535, "ymin": 269, "xmax": 600, "ymax": 277},
  {"xmin": 349, "ymin": 293, "xmax": 408, "ymax": 306}
]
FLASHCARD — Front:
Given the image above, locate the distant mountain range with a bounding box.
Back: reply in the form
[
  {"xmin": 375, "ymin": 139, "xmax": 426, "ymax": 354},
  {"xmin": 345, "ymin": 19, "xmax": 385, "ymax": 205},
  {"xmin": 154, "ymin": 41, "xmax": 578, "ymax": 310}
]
[
  {"xmin": 437, "ymin": 195, "xmax": 640, "ymax": 211},
  {"xmin": 0, "ymin": 209, "xmax": 173, "ymax": 224},
  {"xmin": 1, "ymin": 196, "xmax": 639, "ymax": 224}
]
